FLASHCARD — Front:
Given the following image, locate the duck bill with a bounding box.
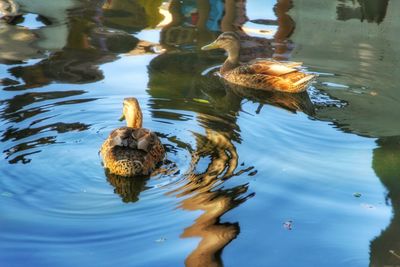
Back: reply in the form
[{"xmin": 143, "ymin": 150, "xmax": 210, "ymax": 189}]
[
  {"xmin": 201, "ymin": 41, "xmax": 219, "ymax": 51},
  {"xmin": 119, "ymin": 114, "xmax": 125, "ymax": 121}
]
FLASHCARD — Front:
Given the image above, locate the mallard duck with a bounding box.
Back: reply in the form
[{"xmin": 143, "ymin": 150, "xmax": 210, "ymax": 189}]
[
  {"xmin": 201, "ymin": 32, "xmax": 316, "ymax": 93},
  {"xmin": 100, "ymin": 98, "xmax": 165, "ymax": 177},
  {"xmin": 0, "ymin": 0, "xmax": 21, "ymax": 23}
]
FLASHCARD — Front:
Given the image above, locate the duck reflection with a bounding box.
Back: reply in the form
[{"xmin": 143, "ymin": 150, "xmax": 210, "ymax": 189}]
[
  {"xmin": 0, "ymin": 18, "xmax": 40, "ymax": 65},
  {"xmin": 176, "ymin": 125, "xmax": 254, "ymax": 267},
  {"xmin": 148, "ymin": 48, "xmax": 315, "ymax": 264},
  {"xmin": 105, "ymin": 172, "xmax": 150, "ymax": 203},
  {"xmin": 369, "ymin": 136, "xmax": 400, "ymax": 266},
  {"xmin": 146, "ymin": 1, "xmax": 315, "ymax": 262},
  {"xmin": 150, "ymin": 0, "xmax": 314, "ymax": 113}
]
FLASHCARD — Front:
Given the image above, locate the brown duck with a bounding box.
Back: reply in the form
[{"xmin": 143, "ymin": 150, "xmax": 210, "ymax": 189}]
[
  {"xmin": 201, "ymin": 32, "xmax": 316, "ymax": 93},
  {"xmin": 100, "ymin": 98, "xmax": 165, "ymax": 177}
]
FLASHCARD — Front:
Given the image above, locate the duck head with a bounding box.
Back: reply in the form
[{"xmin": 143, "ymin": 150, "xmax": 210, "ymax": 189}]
[
  {"xmin": 119, "ymin": 97, "xmax": 143, "ymax": 128},
  {"xmin": 201, "ymin": 32, "xmax": 240, "ymax": 62}
]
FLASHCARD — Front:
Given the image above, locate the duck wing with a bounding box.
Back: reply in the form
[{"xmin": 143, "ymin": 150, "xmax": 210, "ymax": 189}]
[
  {"xmin": 245, "ymin": 60, "xmax": 304, "ymax": 76},
  {"xmin": 102, "ymin": 127, "xmax": 161, "ymax": 152},
  {"xmin": 224, "ymin": 61, "xmax": 315, "ymax": 93},
  {"xmin": 250, "ymin": 59, "xmax": 304, "ymax": 68},
  {"xmin": 100, "ymin": 127, "xmax": 165, "ymax": 176}
]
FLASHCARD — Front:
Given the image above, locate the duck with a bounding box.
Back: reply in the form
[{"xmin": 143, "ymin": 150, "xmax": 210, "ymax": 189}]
[
  {"xmin": 0, "ymin": 0, "xmax": 21, "ymax": 23},
  {"xmin": 201, "ymin": 32, "xmax": 316, "ymax": 93},
  {"xmin": 100, "ymin": 97, "xmax": 165, "ymax": 177}
]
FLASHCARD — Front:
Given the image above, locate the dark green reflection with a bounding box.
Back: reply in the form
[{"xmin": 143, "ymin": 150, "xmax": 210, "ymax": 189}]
[
  {"xmin": 337, "ymin": 0, "xmax": 390, "ymax": 24},
  {"xmin": 102, "ymin": 0, "xmax": 164, "ymax": 33},
  {"xmin": 370, "ymin": 136, "xmax": 400, "ymax": 266}
]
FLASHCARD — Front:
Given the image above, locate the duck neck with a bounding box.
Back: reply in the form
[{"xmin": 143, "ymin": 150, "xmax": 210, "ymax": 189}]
[
  {"xmin": 127, "ymin": 116, "xmax": 142, "ymax": 128},
  {"xmin": 125, "ymin": 106, "xmax": 143, "ymax": 129},
  {"xmin": 221, "ymin": 47, "xmax": 240, "ymax": 74}
]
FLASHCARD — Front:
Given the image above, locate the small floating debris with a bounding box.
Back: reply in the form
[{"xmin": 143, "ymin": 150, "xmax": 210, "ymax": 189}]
[
  {"xmin": 283, "ymin": 220, "xmax": 293, "ymax": 230},
  {"xmin": 361, "ymin": 203, "xmax": 375, "ymax": 209},
  {"xmin": 155, "ymin": 237, "xmax": 167, "ymax": 243},
  {"xmin": 248, "ymin": 170, "xmax": 258, "ymax": 176},
  {"xmin": 389, "ymin": 250, "xmax": 400, "ymax": 259},
  {"xmin": 370, "ymin": 91, "xmax": 378, "ymax": 96},
  {"xmin": 353, "ymin": 192, "xmax": 362, "ymax": 198},
  {"xmin": 193, "ymin": 98, "xmax": 210, "ymax": 104}
]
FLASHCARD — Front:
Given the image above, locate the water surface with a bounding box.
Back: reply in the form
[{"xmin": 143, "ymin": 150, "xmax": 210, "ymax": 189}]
[{"xmin": 1, "ymin": 1, "xmax": 399, "ymax": 266}]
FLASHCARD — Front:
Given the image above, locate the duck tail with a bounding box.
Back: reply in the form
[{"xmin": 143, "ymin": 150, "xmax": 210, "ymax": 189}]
[
  {"xmin": 293, "ymin": 74, "xmax": 316, "ymax": 88},
  {"xmin": 284, "ymin": 61, "xmax": 304, "ymax": 68}
]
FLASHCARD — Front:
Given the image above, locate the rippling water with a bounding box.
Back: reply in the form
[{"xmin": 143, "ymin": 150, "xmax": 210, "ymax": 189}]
[{"xmin": 1, "ymin": 1, "xmax": 399, "ymax": 267}]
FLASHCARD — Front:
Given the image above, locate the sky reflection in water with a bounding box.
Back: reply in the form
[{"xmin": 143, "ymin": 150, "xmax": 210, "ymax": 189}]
[{"xmin": 0, "ymin": 0, "xmax": 399, "ymax": 266}]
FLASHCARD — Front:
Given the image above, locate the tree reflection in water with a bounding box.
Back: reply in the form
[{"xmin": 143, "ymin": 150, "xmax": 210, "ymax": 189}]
[
  {"xmin": 337, "ymin": 0, "xmax": 390, "ymax": 24},
  {"xmin": 370, "ymin": 136, "xmax": 400, "ymax": 267}
]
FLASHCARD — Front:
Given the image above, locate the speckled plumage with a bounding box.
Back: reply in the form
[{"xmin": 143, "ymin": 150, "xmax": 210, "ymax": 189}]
[
  {"xmin": 202, "ymin": 32, "xmax": 316, "ymax": 93},
  {"xmin": 100, "ymin": 99, "xmax": 165, "ymax": 177},
  {"xmin": 223, "ymin": 59, "xmax": 316, "ymax": 93}
]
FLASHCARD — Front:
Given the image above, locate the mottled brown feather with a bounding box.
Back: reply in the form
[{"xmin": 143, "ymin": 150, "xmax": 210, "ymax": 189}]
[
  {"xmin": 101, "ymin": 127, "xmax": 165, "ymax": 177},
  {"xmin": 223, "ymin": 60, "xmax": 315, "ymax": 93},
  {"xmin": 202, "ymin": 32, "xmax": 315, "ymax": 93}
]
